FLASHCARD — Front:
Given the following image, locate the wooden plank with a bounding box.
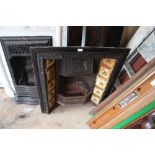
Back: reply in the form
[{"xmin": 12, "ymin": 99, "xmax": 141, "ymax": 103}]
[
  {"xmin": 112, "ymin": 101, "xmax": 155, "ymax": 129},
  {"xmin": 88, "ymin": 74, "xmax": 155, "ymax": 128},
  {"xmin": 130, "ymin": 54, "xmax": 147, "ymax": 73},
  {"xmin": 90, "ymin": 105, "xmax": 120, "ymax": 129},
  {"xmin": 124, "ymin": 109, "xmax": 155, "ymax": 129},
  {"xmin": 89, "ymin": 58, "xmax": 155, "ymax": 115},
  {"xmin": 99, "ymin": 88, "xmax": 155, "ymax": 129}
]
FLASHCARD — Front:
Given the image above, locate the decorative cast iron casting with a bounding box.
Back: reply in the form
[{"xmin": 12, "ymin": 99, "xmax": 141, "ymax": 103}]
[
  {"xmin": 0, "ymin": 36, "xmax": 52, "ymax": 104},
  {"xmin": 31, "ymin": 47, "xmax": 130, "ymax": 114}
]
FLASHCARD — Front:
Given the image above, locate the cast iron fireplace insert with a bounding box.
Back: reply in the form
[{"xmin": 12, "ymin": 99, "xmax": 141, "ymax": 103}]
[
  {"xmin": 0, "ymin": 36, "xmax": 52, "ymax": 104},
  {"xmin": 30, "ymin": 47, "xmax": 129, "ymax": 114}
]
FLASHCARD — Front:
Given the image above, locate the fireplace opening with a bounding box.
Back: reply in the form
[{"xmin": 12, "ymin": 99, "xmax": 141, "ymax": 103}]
[
  {"xmin": 43, "ymin": 58, "xmax": 100, "ymax": 106},
  {"xmin": 44, "ymin": 57, "xmax": 115, "ymax": 106},
  {"xmin": 10, "ymin": 56, "xmax": 35, "ymax": 86},
  {"xmin": 57, "ymin": 74, "xmax": 96, "ymax": 105}
]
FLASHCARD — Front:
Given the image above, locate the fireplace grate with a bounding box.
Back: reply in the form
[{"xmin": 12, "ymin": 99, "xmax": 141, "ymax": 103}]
[
  {"xmin": 8, "ymin": 44, "xmax": 48, "ymax": 57},
  {"xmin": 0, "ymin": 36, "xmax": 53, "ymax": 104}
]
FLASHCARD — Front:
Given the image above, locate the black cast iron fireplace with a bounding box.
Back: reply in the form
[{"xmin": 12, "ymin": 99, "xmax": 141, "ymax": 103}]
[
  {"xmin": 30, "ymin": 47, "xmax": 129, "ymax": 114},
  {"xmin": 0, "ymin": 36, "xmax": 52, "ymax": 104}
]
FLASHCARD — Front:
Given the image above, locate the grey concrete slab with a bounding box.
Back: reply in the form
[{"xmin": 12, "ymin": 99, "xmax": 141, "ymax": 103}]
[{"xmin": 0, "ymin": 89, "xmax": 93, "ymax": 129}]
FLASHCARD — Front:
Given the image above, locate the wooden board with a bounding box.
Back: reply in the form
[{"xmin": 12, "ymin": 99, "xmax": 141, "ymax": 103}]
[
  {"xmin": 100, "ymin": 89, "xmax": 155, "ymax": 128},
  {"xmin": 90, "ymin": 58, "xmax": 155, "ymax": 115},
  {"xmin": 130, "ymin": 53, "xmax": 147, "ymax": 73},
  {"xmin": 88, "ymin": 73, "xmax": 155, "ymax": 128},
  {"xmin": 123, "ymin": 108, "xmax": 155, "ymax": 129}
]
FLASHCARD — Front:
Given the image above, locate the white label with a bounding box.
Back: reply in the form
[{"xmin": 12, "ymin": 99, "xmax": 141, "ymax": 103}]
[
  {"xmin": 150, "ymin": 79, "xmax": 155, "ymax": 86},
  {"xmin": 118, "ymin": 91, "xmax": 138, "ymax": 108},
  {"xmin": 77, "ymin": 49, "xmax": 83, "ymax": 52}
]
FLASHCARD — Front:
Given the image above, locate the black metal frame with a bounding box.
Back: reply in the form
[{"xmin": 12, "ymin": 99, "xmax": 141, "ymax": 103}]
[
  {"xmin": 0, "ymin": 36, "xmax": 52, "ymax": 104},
  {"xmin": 31, "ymin": 47, "xmax": 130, "ymax": 113}
]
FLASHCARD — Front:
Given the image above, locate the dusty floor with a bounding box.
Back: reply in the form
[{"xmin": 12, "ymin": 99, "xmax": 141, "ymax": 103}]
[{"xmin": 0, "ymin": 89, "xmax": 94, "ymax": 129}]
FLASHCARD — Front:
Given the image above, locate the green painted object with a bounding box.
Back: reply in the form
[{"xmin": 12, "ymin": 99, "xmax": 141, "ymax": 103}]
[
  {"xmin": 112, "ymin": 101, "xmax": 155, "ymax": 129},
  {"xmin": 89, "ymin": 112, "xmax": 95, "ymax": 118}
]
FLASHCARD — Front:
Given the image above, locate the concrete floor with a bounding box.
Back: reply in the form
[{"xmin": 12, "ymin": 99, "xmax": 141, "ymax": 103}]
[{"xmin": 0, "ymin": 89, "xmax": 94, "ymax": 129}]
